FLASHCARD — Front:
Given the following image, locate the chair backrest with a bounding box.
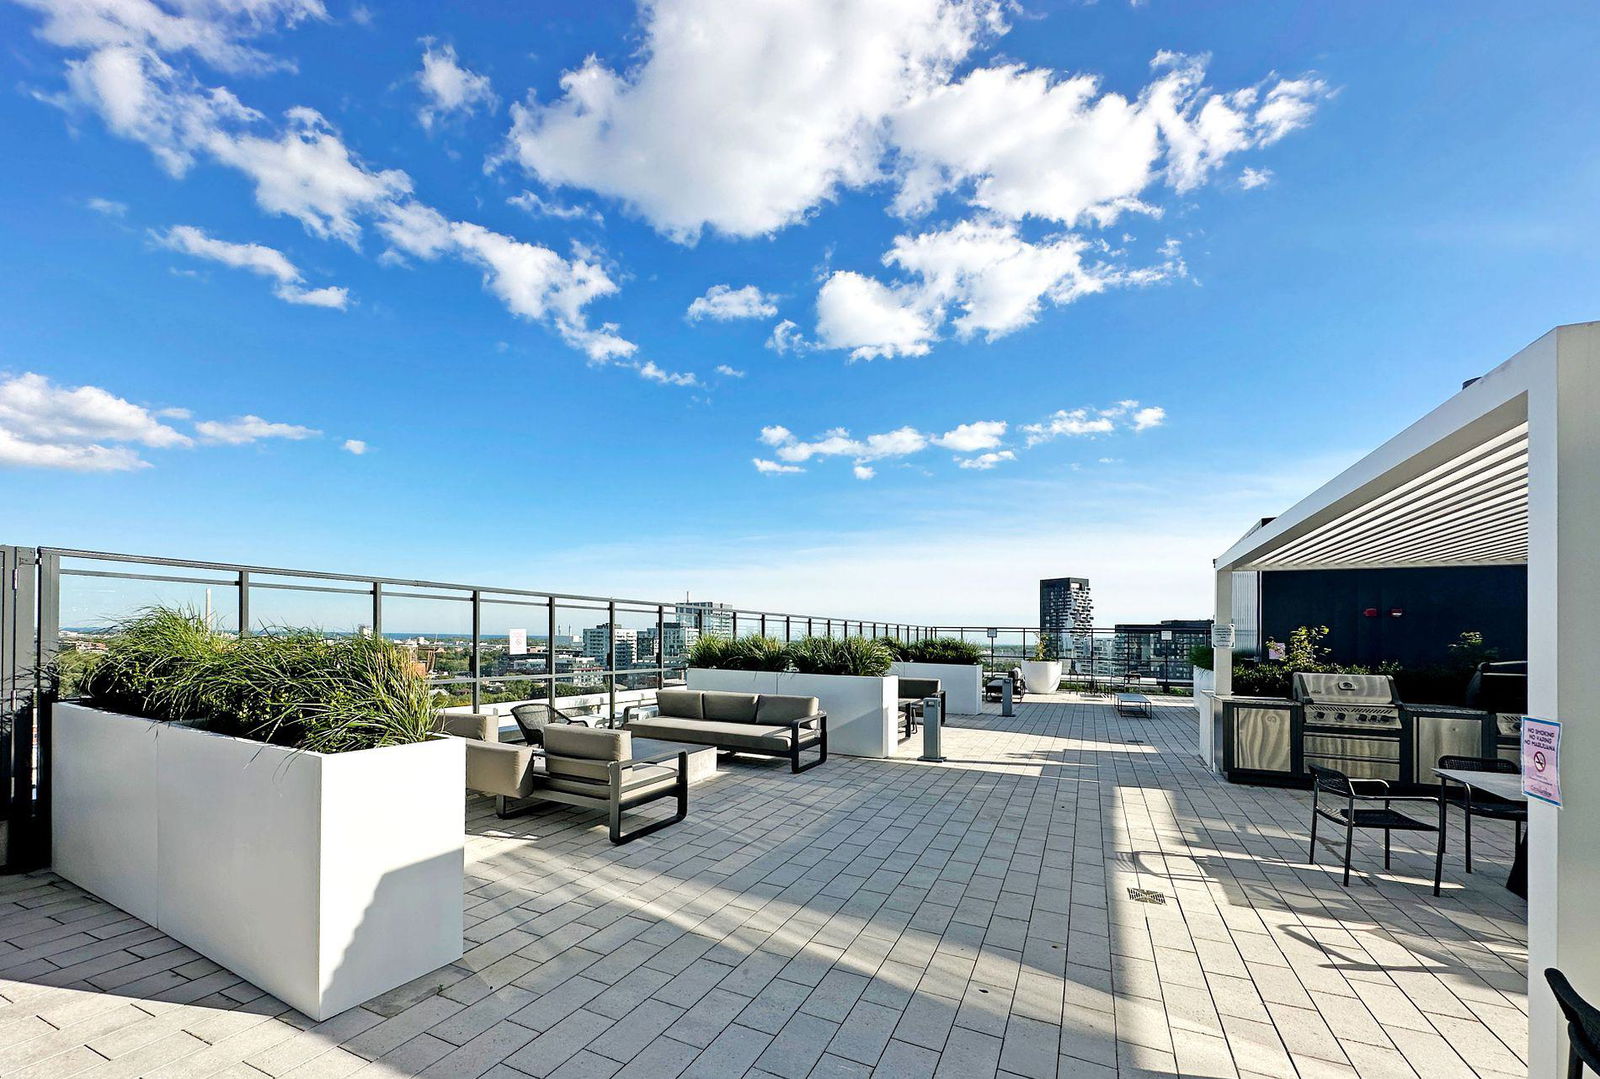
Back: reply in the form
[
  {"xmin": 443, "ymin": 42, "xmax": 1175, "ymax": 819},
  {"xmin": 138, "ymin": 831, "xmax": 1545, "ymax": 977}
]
[
  {"xmin": 1306, "ymin": 763, "xmax": 1353, "ymax": 797},
  {"xmin": 898, "ymin": 677, "xmax": 941, "ymax": 699},
  {"xmin": 1547, "ymin": 969, "xmax": 1600, "ymax": 1062},
  {"xmin": 1438, "ymin": 754, "xmax": 1517, "ymax": 775},
  {"xmin": 1009, "ymin": 667, "xmax": 1024, "ymax": 685},
  {"xmin": 542, "ymin": 725, "xmax": 631, "ymax": 786},
  {"xmin": 510, "ymin": 703, "xmax": 562, "ymax": 745}
]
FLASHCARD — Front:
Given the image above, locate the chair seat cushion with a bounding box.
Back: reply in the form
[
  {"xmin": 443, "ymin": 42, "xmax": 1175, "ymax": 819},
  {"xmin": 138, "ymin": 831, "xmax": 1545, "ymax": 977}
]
[
  {"xmin": 624, "ymin": 717, "xmax": 812, "ymax": 752},
  {"xmin": 537, "ymin": 762, "xmax": 678, "ymax": 799}
]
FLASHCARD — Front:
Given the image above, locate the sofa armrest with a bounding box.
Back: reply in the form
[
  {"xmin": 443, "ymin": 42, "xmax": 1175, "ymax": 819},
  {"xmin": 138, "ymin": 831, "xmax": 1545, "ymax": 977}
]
[
  {"xmin": 464, "ymin": 740, "xmax": 541, "ymax": 799},
  {"xmin": 621, "ymin": 703, "xmax": 661, "ymax": 724}
]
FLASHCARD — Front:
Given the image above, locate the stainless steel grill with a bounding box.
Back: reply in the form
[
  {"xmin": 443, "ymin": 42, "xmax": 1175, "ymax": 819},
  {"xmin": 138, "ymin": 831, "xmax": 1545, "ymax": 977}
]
[{"xmin": 1293, "ymin": 672, "xmax": 1403, "ymax": 780}]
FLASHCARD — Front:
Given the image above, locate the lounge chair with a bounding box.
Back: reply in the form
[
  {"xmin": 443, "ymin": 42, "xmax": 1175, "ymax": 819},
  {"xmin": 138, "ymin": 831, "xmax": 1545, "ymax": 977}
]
[
  {"xmin": 897, "ymin": 677, "xmax": 945, "ymax": 739},
  {"xmin": 435, "ymin": 713, "xmax": 688, "ymax": 844},
  {"xmin": 984, "ymin": 668, "xmax": 1026, "ymax": 703}
]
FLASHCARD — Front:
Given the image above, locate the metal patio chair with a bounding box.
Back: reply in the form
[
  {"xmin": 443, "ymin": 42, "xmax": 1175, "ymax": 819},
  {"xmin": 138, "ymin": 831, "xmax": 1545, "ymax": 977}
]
[
  {"xmin": 1306, "ymin": 764, "xmax": 1446, "ymax": 894},
  {"xmin": 1437, "ymin": 754, "xmax": 1526, "ymax": 874},
  {"xmin": 509, "ymin": 700, "xmax": 604, "ymax": 746},
  {"xmin": 1547, "ymin": 968, "xmax": 1600, "ymax": 1078}
]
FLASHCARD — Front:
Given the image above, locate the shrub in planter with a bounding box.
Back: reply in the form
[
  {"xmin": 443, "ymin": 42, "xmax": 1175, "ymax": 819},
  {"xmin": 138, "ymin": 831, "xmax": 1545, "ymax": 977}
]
[
  {"xmin": 78, "ymin": 607, "xmax": 436, "ymax": 752},
  {"xmin": 875, "ymin": 636, "xmax": 911, "ymax": 661},
  {"xmin": 784, "ymin": 635, "xmax": 893, "ymax": 677},
  {"xmin": 1188, "ymin": 644, "xmax": 1214, "ymax": 672},
  {"xmin": 905, "ymin": 637, "xmax": 984, "ymax": 665},
  {"xmin": 688, "ymin": 634, "xmax": 789, "ymax": 671}
]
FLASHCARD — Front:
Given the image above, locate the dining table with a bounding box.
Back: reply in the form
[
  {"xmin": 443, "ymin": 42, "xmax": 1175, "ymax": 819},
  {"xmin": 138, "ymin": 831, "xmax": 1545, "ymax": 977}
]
[{"xmin": 1433, "ymin": 766, "xmax": 1528, "ymax": 899}]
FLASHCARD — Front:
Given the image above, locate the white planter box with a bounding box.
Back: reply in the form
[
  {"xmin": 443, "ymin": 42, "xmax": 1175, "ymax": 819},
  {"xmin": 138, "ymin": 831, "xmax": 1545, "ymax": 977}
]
[
  {"xmin": 685, "ymin": 669, "xmax": 898, "ymax": 757},
  {"xmin": 52, "ymin": 703, "xmax": 465, "ymax": 1020},
  {"xmin": 1192, "ymin": 665, "xmax": 1216, "ymax": 694},
  {"xmin": 888, "ymin": 662, "xmax": 982, "ymax": 715},
  {"xmin": 1021, "ymin": 660, "xmax": 1063, "ymax": 694}
]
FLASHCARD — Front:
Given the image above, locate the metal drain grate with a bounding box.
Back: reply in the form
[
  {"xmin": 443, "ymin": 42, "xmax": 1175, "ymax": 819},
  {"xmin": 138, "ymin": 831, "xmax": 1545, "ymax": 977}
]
[{"xmin": 1127, "ymin": 887, "xmax": 1167, "ymax": 905}]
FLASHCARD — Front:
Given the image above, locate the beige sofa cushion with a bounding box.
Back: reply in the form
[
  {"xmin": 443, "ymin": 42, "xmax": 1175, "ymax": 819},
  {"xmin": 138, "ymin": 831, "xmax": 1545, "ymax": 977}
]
[
  {"xmin": 435, "ymin": 712, "xmax": 499, "ymax": 743},
  {"xmin": 542, "ymin": 725, "xmax": 631, "ymax": 785},
  {"xmin": 701, "ymin": 691, "xmax": 759, "ymax": 723},
  {"xmin": 755, "ymin": 694, "xmax": 820, "ymax": 724},
  {"xmin": 624, "ymin": 716, "xmax": 810, "ymax": 752},
  {"xmin": 463, "ymin": 741, "xmax": 539, "ymax": 798},
  {"xmin": 543, "ymin": 763, "xmax": 677, "ymax": 800},
  {"xmin": 655, "ymin": 688, "xmax": 704, "ymax": 720}
]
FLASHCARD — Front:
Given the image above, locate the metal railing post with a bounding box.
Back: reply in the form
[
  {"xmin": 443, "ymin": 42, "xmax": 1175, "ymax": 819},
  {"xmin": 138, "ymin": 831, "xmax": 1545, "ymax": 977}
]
[
  {"xmin": 657, "ymin": 604, "xmax": 665, "ymax": 689},
  {"xmin": 238, "ymin": 570, "xmax": 250, "ymax": 636},
  {"xmin": 470, "ymin": 589, "xmax": 482, "ymax": 712},
  {"xmin": 607, "ymin": 600, "xmax": 617, "ymax": 722},
  {"xmin": 371, "ymin": 581, "xmax": 382, "ymax": 638},
  {"xmin": 547, "ymin": 596, "xmax": 557, "ymax": 709}
]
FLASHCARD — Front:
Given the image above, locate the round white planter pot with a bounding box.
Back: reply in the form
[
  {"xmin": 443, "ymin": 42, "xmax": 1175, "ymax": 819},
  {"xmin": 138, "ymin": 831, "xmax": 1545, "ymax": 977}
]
[{"xmin": 1021, "ymin": 660, "xmax": 1063, "ymax": 694}]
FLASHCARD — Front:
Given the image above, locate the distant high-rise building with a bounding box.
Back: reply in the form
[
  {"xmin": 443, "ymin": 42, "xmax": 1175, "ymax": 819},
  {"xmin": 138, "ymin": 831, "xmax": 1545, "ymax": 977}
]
[
  {"xmin": 581, "ymin": 623, "xmax": 637, "ymax": 669},
  {"xmin": 1112, "ymin": 619, "xmax": 1212, "ymax": 683},
  {"xmin": 675, "ymin": 601, "xmax": 735, "ymax": 638},
  {"xmin": 1039, "ymin": 577, "xmax": 1094, "ymax": 667}
]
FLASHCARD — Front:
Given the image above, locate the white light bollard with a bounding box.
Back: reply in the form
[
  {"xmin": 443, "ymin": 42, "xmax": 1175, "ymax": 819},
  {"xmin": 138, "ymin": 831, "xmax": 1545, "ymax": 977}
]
[{"xmin": 919, "ymin": 695, "xmax": 945, "ymax": 762}]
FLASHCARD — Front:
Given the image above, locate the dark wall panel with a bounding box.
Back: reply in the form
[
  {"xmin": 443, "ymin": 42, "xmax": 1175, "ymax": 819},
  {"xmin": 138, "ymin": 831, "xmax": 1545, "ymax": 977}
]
[{"xmin": 1262, "ymin": 566, "xmax": 1526, "ymax": 668}]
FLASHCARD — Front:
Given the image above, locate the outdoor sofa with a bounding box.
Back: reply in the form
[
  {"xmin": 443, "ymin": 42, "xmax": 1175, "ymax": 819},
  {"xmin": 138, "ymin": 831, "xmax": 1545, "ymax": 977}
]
[
  {"xmin": 434, "ymin": 713, "xmax": 689, "ymax": 844},
  {"xmin": 621, "ymin": 688, "xmax": 827, "ymax": 773}
]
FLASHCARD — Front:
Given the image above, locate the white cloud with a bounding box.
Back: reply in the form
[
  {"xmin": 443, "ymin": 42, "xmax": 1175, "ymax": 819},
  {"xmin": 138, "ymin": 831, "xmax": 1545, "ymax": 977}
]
[
  {"xmin": 1239, "ymin": 166, "xmax": 1273, "ymax": 190},
  {"xmin": 416, "ymin": 41, "xmax": 496, "ymax": 130},
  {"xmin": 1022, "ymin": 400, "xmax": 1163, "ymax": 445},
  {"xmin": 275, "ymin": 283, "xmax": 349, "ymax": 308},
  {"xmin": 507, "ymin": 190, "xmax": 602, "ymax": 223},
  {"xmin": 503, "ymin": 0, "xmax": 1000, "ymax": 242},
  {"xmin": 957, "ymin": 449, "xmax": 1015, "ymax": 469},
  {"xmin": 1131, "ymin": 405, "xmax": 1166, "ymax": 431},
  {"xmin": 766, "ymin": 319, "xmax": 808, "ymax": 354},
  {"xmin": 685, "ymin": 284, "xmax": 778, "ymax": 323},
  {"xmin": 715, "ymin": 364, "xmax": 745, "ymax": 378},
  {"xmin": 26, "ymin": 10, "xmax": 631, "ymax": 366},
  {"xmin": 17, "ymin": 0, "xmax": 327, "ymax": 75},
  {"xmin": 0, "ymin": 373, "xmax": 191, "ymax": 471},
  {"xmin": 760, "ymin": 423, "xmax": 928, "ymax": 465},
  {"xmin": 933, "ymin": 420, "xmax": 1006, "ymax": 452},
  {"xmin": 154, "ymin": 224, "xmax": 349, "ymax": 309},
  {"xmin": 814, "ymin": 271, "xmax": 936, "ymax": 360},
  {"xmin": 86, "ymin": 196, "xmax": 127, "ymax": 216},
  {"xmin": 342, "ymin": 438, "xmax": 367, "ymax": 454},
  {"xmin": 195, "ymin": 414, "xmax": 320, "ymax": 444},
  {"xmin": 634, "ymin": 360, "xmax": 699, "ymax": 386},
  {"xmin": 753, "ymin": 458, "xmax": 803, "ymax": 474},
  {"xmin": 852, "ymin": 464, "xmax": 876, "ymax": 480}
]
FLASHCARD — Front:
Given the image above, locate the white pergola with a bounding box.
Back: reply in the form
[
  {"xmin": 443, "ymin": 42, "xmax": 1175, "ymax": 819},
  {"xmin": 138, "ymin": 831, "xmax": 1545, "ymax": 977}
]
[{"xmin": 1211, "ymin": 321, "xmax": 1600, "ymax": 1078}]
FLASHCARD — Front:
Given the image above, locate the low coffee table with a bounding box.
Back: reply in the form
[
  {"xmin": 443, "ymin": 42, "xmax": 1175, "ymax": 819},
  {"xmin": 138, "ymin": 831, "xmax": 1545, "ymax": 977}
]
[{"xmin": 631, "ymin": 738, "xmax": 719, "ymax": 785}]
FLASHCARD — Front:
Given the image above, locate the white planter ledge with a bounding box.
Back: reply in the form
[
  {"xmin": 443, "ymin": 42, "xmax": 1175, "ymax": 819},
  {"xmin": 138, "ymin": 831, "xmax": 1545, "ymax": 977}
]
[
  {"xmin": 685, "ymin": 669, "xmax": 898, "ymax": 757},
  {"xmin": 52, "ymin": 702, "xmax": 465, "ymax": 1020},
  {"xmin": 888, "ymin": 661, "xmax": 982, "ymax": 715}
]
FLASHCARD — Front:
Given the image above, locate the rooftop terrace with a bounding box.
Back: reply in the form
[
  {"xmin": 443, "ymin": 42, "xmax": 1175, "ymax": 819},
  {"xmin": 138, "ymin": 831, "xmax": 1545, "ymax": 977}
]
[{"xmin": 0, "ymin": 693, "xmax": 1526, "ymax": 1079}]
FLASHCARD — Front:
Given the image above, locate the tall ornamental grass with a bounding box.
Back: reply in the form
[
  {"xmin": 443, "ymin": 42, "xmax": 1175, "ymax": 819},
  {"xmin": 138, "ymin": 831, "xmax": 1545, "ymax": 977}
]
[{"xmin": 78, "ymin": 607, "xmax": 436, "ymax": 753}]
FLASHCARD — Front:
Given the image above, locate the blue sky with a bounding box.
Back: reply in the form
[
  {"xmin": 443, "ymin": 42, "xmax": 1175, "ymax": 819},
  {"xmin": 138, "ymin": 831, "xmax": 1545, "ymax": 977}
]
[{"xmin": 2, "ymin": 0, "xmax": 1597, "ymax": 627}]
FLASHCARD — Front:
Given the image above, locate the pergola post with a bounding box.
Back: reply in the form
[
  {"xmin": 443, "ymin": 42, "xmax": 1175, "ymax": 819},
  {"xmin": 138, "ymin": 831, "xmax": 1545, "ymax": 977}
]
[
  {"xmin": 1527, "ymin": 324, "xmax": 1600, "ymax": 1079},
  {"xmin": 1209, "ymin": 566, "xmax": 1233, "ymax": 770}
]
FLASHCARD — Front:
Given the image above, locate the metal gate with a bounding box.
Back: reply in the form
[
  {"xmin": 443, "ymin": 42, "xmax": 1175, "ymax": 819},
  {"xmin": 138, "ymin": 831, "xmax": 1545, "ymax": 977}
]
[{"xmin": 0, "ymin": 546, "xmax": 53, "ymax": 874}]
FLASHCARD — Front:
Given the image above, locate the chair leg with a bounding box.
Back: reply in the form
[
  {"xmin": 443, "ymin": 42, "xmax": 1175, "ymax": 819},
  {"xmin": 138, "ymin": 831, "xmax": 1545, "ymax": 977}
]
[
  {"xmin": 1569, "ymin": 1040, "xmax": 1583, "ymax": 1079},
  {"xmin": 1384, "ymin": 827, "xmax": 1392, "ymax": 870},
  {"xmin": 1434, "ymin": 798, "xmax": 1447, "ymax": 897},
  {"xmin": 1342, "ymin": 822, "xmax": 1355, "ymax": 886},
  {"xmin": 1308, "ymin": 810, "xmax": 1319, "ymax": 864},
  {"xmin": 1464, "ymin": 809, "xmax": 1473, "ymax": 874}
]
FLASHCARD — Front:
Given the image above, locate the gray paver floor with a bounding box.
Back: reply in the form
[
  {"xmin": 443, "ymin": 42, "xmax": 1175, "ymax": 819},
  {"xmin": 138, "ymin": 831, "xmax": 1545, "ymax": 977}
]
[{"xmin": 0, "ymin": 694, "xmax": 1529, "ymax": 1077}]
